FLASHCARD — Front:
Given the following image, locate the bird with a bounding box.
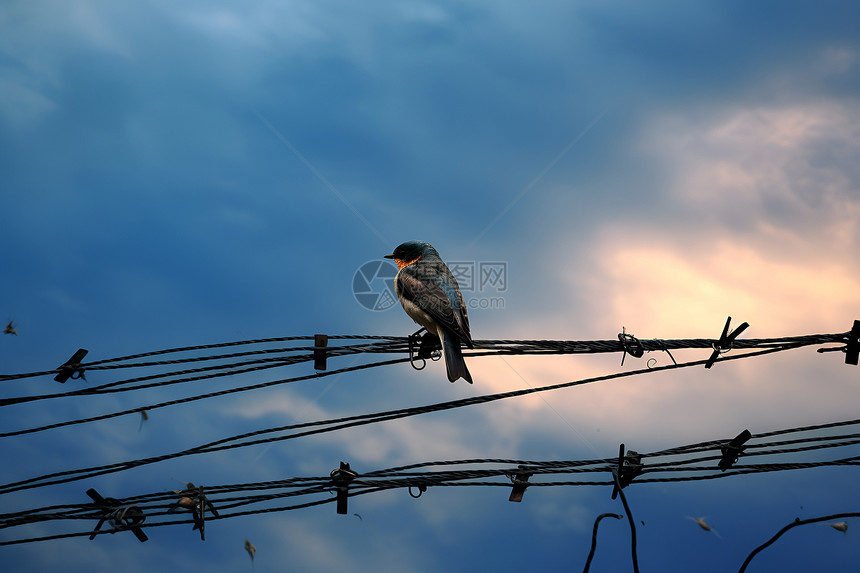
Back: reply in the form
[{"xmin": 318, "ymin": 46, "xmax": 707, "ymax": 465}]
[
  {"xmin": 686, "ymin": 516, "xmax": 722, "ymax": 538},
  {"xmin": 244, "ymin": 539, "xmax": 257, "ymax": 566},
  {"xmin": 384, "ymin": 240, "xmax": 473, "ymax": 383},
  {"xmin": 4, "ymin": 321, "xmax": 17, "ymax": 336},
  {"xmin": 138, "ymin": 410, "xmax": 149, "ymax": 432},
  {"xmin": 830, "ymin": 521, "xmax": 848, "ymax": 533}
]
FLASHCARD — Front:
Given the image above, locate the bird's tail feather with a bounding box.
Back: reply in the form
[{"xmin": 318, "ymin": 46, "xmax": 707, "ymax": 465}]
[{"xmin": 439, "ymin": 328, "xmax": 472, "ymax": 383}]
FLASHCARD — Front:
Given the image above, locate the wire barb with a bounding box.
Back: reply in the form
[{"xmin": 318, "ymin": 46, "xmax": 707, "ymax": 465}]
[
  {"xmin": 705, "ymin": 317, "xmax": 750, "ymax": 369},
  {"xmin": 330, "ymin": 462, "xmax": 358, "ymax": 515},
  {"xmin": 167, "ymin": 483, "xmax": 218, "ymax": 540},
  {"xmin": 0, "ymin": 343, "xmax": 832, "ymax": 495},
  {"xmin": 3, "ymin": 419, "xmax": 860, "ymax": 546},
  {"xmin": 844, "ymin": 320, "xmax": 860, "ymax": 365},
  {"xmin": 53, "ymin": 349, "xmax": 89, "ymax": 383},
  {"xmin": 611, "ymin": 445, "xmax": 643, "ymax": 500},
  {"xmin": 618, "ymin": 327, "xmax": 644, "ymax": 366},
  {"xmin": 719, "ymin": 429, "xmax": 752, "ymax": 471},
  {"xmin": 508, "ymin": 466, "xmax": 533, "ymax": 502},
  {"xmin": 313, "ymin": 334, "xmax": 329, "ymax": 370},
  {"xmin": 85, "ymin": 488, "xmax": 147, "ymax": 542}
]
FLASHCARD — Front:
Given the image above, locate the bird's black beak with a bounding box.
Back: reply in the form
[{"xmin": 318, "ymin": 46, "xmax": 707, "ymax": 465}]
[{"xmin": 383, "ymin": 253, "xmax": 395, "ymax": 259}]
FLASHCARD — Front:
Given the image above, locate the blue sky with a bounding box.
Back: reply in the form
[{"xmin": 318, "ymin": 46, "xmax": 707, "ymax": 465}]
[{"xmin": 2, "ymin": 1, "xmax": 860, "ymax": 571}]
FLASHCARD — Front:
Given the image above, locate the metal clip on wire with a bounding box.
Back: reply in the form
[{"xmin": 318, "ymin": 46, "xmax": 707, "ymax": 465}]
[
  {"xmin": 618, "ymin": 328, "xmax": 644, "ymax": 366},
  {"xmin": 54, "ymin": 348, "xmax": 89, "ymax": 383},
  {"xmin": 844, "ymin": 320, "xmax": 859, "ymax": 365},
  {"xmin": 313, "ymin": 334, "xmax": 329, "ymax": 370},
  {"xmin": 705, "ymin": 316, "xmax": 749, "ymax": 369},
  {"xmin": 718, "ymin": 429, "xmax": 752, "ymax": 471},
  {"xmin": 330, "ymin": 461, "xmax": 358, "ymax": 515},
  {"xmin": 611, "ymin": 444, "xmax": 643, "ymax": 500},
  {"xmin": 86, "ymin": 488, "xmax": 148, "ymax": 542},
  {"xmin": 508, "ymin": 466, "xmax": 534, "ymax": 502},
  {"xmin": 816, "ymin": 320, "xmax": 860, "ymax": 365},
  {"xmin": 608, "ymin": 446, "xmax": 642, "ymax": 573},
  {"xmin": 168, "ymin": 483, "xmax": 219, "ymax": 540}
]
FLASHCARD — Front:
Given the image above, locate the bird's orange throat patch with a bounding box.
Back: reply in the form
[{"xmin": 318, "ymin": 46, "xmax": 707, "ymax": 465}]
[{"xmin": 394, "ymin": 255, "xmax": 421, "ymax": 270}]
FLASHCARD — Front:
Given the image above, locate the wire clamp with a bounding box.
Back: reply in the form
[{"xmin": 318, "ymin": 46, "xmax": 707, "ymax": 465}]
[
  {"xmin": 718, "ymin": 429, "xmax": 752, "ymax": 471},
  {"xmin": 508, "ymin": 466, "xmax": 533, "ymax": 502},
  {"xmin": 611, "ymin": 444, "xmax": 643, "ymax": 499},
  {"xmin": 705, "ymin": 316, "xmax": 749, "ymax": 369},
  {"xmin": 86, "ymin": 488, "xmax": 148, "ymax": 542},
  {"xmin": 168, "ymin": 483, "xmax": 219, "ymax": 540},
  {"xmin": 330, "ymin": 462, "xmax": 358, "ymax": 515},
  {"xmin": 54, "ymin": 348, "xmax": 89, "ymax": 383},
  {"xmin": 313, "ymin": 334, "xmax": 329, "ymax": 370},
  {"xmin": 408, "ymin": 330, "xmax": 426, "ymax": 370},
  {"xmin": 618, "ymin": 327, "xmax": 644, "ymax": 366},
  {"xmin": 844, "ymin": 320, "xmax": 860, "ymax": 366}
]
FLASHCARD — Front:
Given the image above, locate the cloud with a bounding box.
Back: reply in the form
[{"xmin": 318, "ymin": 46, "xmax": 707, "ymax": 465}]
[
  {"xmin": 586, "ymin": 238, "xmax": 860, "ymax": 336},
  {"xmin": 2, "ymin": 3, "xmax": 860, "ymax": 572},
  {"xmin": 462, "ymin": 95, "xmax": 860, "ymax": 452},
  {"xmin": 562, "ymin": 97, "xmax": 860, "ymax": 336},
  {"xmin": 264, "ymin": 513, "xmax": 426, "ymax": 573},
  {"xmin": 642, "ymin": 99, "xmax": 860, "ymax": 243},
  {"xmin": 228, "ymin": 388, "xmax": 485, "ymax": 467}
]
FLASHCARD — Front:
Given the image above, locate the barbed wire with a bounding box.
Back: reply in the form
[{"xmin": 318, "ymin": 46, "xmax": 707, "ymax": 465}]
[
  {"xmin": 0, "ymin": 335, "xmax": 396, "ymax": 382},
  {"xmin": 0, "ymin": 324, "xmax": 856, "ymax": 564},
  {"xmin": 0, "ymin": 344, "xmax": 810, "ymax": 495},
  {"xmin": 1, "ymin": 415, "xmax": 859, "ymax": 546},
  {"xmin": 0, "ymin": 328, "xmax": 848, "ymax": 439},
  {"xmin": 1, "ymin": 330, "xmax": 847, "ymax": 389},
  {"xmin": 0, "ymin": 356, "xmax": 412, "ymax": 438},
  {"xmin": 0, "ymin": 342, "xmax": 404, "ymax": 403}
]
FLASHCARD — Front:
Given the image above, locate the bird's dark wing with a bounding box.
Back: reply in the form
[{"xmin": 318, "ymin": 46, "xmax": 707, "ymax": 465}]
[
  {"xmin": 397, "ymin": 261, "xmax": 472, "ymax": 347},
  {"xmin": 449, "ymin": 277, "xmax": 471, "ymax": 347}
]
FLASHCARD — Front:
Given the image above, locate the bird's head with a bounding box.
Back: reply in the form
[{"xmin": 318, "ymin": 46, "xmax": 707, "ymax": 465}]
[{"xmin": 384, "ymin": 240, "xmax": 437, "ymax": 269}]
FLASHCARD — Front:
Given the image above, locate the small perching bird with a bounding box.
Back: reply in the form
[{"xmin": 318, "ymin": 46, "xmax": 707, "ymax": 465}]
[
  {"xmin": 4, "ymin": 321, "xmax": 17, "ymax": 335},
  {"xmin": 384, "ymin": 240, "xmax": 474, "ymax": 383}
]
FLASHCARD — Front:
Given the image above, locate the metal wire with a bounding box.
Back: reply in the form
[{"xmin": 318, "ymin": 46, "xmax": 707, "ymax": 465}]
[
  {"xmin": 0, "ymin": 330, "xmax": 845, "ymax": 439},
  {"xmin": 0, "ymin": 327, "xmax": 854, "ymax": 552},
  {"xmin": 2, "ymin": 423, "xmax": 858, "ymax": 546},
  {"xmin": 0, "ymin": 345, "xmax": 802, "ymax": 495},
  {"xmin": 738, "ymin": 512, "xmax": 860, "ymax": 573}
]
